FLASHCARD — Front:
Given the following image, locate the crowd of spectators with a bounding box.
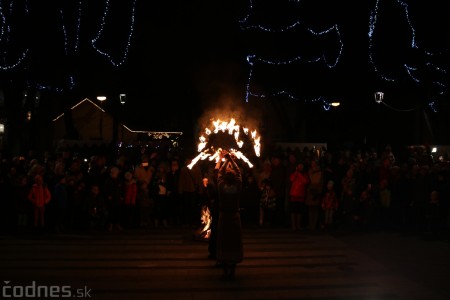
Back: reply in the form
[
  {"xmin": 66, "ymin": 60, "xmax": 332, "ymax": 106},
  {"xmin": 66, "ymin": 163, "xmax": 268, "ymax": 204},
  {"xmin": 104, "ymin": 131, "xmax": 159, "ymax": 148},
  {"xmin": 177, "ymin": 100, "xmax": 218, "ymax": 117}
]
[{"xmin": 0, "ymin": 142, "xmax": 449, "ymax": 241}]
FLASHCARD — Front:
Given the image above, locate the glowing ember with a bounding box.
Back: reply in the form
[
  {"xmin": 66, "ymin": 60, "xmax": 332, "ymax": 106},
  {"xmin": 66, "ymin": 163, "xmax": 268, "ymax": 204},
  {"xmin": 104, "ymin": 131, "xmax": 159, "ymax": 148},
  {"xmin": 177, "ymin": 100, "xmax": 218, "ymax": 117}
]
[{"xmin": 188, "ymin": 118, "xmax": 261, "ymax": 169}]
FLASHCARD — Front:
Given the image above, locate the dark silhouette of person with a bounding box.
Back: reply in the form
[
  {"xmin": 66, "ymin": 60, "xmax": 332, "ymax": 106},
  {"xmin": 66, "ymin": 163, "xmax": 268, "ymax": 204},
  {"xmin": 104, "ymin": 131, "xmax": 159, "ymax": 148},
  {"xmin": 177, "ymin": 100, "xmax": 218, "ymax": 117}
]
[{"xmin": 215, "ymin": 151, "xmax": 244, "ymax": 280}]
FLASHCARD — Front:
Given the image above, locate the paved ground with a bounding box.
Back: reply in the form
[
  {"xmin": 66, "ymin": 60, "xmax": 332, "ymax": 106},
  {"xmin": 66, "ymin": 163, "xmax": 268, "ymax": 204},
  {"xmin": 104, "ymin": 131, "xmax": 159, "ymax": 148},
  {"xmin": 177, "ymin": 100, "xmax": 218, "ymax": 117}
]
[
  {"xmin": 1, "ymin": 226, "xmax": 449, "ymax": 300},
  {"xmin": 329, "ymin": 229, "xmax": 450, "ymax": 300}
]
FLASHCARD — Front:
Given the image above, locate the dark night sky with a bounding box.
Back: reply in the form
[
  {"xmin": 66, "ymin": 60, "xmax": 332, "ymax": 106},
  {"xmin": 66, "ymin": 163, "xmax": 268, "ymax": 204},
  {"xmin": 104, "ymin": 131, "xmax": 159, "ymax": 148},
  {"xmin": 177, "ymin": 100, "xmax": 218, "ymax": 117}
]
[{"xmin": 0, "ymin": 0, "xmax": 448, "ymax": 146}]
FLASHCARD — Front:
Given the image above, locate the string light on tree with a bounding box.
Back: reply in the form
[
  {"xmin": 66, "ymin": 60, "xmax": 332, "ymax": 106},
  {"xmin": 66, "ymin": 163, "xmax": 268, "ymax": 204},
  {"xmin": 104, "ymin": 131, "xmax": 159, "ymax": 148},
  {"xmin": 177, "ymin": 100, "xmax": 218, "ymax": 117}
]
[
  {"xmin": 91, "ymin": 0, "xmax": 137, "ymax": 67},
  {"xmin": 240, "ymin": 0, "xmax": 447, "ymax": 112}
]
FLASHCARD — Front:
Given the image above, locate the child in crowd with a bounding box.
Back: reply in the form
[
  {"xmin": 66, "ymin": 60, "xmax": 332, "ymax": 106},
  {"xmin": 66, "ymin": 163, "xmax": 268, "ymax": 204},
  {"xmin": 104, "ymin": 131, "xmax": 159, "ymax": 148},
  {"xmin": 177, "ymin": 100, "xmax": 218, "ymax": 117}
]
[
  {"xmin": 86, "ymin": 183, "xmax": 108, "ymax": 230},
  {"xmin": 123, "ymin": 171, "xmax": 138, "ymax": 229},
  {"xmin": 259, "ymin": 179, "xmax": 277, "ymax": 227},
  {"xmin": 322, "ymin": 180, "xmax": 338, "ymax": 228},
  {"xmin": 137, "ymin": 182, "xmax": 153, "ymax": 228},
  {"xmin": 28, "ymin": 174, "xmax": 52, "ymax": 229}
]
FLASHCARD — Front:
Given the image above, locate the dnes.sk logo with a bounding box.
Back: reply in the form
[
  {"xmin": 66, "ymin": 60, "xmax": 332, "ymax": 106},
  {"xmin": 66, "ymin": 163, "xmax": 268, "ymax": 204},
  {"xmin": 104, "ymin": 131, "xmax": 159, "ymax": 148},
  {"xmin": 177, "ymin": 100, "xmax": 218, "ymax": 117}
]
[{"xmin": 1, "ymin": 280, "xmax": 92, "ymax": 298}]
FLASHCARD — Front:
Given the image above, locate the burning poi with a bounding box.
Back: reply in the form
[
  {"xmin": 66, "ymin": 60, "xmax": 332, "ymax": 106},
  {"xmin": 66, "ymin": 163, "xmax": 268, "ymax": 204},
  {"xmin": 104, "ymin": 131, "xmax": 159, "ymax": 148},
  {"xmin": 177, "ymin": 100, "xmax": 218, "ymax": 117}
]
[
  {"xmin": 188, "ymin": 117, "xmax": 261, "ymax": 170},
  {"xmin": 194, "ymin": 205, "xmax": 212, "ymax": 241},
  {"xmin": 190, "ymin": 117, "xmax": 261, "ymax": 241}
]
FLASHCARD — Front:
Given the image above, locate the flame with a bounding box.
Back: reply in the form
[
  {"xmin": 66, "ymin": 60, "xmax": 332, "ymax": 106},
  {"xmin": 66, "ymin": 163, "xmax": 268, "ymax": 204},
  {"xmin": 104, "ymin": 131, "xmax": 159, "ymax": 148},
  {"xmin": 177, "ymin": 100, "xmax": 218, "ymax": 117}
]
[
  {"xmin": 187, "ymin": 152, "xmax": 210, "ymax": 169},
  {"xmin": 253, "ymin": 135, "xmax": 261, "ymax": 157},
  {"xmin": 188, "ymin": 117, "xmax": 261, "ymax": 169},
  {"xmin": 200, "ymin": 205, "xmax": 212, "ymax": 239},
  {"xmin": 232, "ymin": 150, "xmax": 254, "ymax": 168},
  {"xmin": 198, "ymin": 135, "xmax": 207, "ymax": 152}
]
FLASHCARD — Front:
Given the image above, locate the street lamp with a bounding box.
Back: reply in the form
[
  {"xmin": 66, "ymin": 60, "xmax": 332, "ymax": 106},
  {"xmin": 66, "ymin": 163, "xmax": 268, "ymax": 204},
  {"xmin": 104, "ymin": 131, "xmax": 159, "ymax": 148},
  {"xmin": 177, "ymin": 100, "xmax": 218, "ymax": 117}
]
[
  {"xmin": 119, "ymin": 94, "xmax": 127, "ymax": 143},
  {"xmin": 0, "ymin": 121, "xmax": 4, "ymax": 151},
  {"xmin": 97, "ymin": 96, "xmax": 107, "ymax": 140},
  {"xmin": 119, "ymin": 94, "xmax": 126, "ymax": 105},
  {"xmin": 374, "ymin": 91, "xmax": 384, "ymax": 104}
]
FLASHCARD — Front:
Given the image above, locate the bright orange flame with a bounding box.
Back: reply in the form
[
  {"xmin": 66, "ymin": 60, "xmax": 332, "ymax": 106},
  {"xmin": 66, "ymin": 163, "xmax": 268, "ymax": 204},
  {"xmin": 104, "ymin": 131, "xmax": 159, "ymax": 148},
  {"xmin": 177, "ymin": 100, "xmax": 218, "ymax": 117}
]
[
  {"xmin": 187, "ymin": 152, "xmax": 210, "ymax": 169},
  {"xmin": 200, "ymin": 205, "xmax": 211, "ymax": 239},
  {"xmin": 232, "ymin": 150, "xmax": 254, "ymax": 168},
  {"xmin": 188, "ymin": 117, "xmax": 261, "ymax": 169}
]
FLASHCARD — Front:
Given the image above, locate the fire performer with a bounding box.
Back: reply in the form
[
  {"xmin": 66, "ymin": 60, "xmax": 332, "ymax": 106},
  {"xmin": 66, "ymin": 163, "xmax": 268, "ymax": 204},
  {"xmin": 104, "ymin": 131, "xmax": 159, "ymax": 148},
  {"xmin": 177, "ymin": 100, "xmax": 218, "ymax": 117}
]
[{"xmin": 215, "ymin": 150, "xmax": 244, "ymax": 280}]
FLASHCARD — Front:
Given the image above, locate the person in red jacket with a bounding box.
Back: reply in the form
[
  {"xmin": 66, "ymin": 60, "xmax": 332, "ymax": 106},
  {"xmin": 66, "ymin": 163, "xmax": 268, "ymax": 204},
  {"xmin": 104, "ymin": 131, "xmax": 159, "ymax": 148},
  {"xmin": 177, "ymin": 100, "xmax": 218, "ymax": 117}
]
[
  {"xmin": 289, "ymin": 163, "xmax": 310, "ymax": 231},
  {"xmin": 28, "ymin": 174, "xmax": 52, "ymax": 229}
]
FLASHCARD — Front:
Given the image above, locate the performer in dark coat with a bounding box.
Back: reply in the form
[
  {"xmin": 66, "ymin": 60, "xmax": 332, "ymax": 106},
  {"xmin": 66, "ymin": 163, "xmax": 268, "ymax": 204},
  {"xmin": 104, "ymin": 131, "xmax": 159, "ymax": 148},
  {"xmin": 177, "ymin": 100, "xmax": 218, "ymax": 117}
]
[{"xmin": 216, "ymin": 150, "xmax": 244, "ymax": 280}]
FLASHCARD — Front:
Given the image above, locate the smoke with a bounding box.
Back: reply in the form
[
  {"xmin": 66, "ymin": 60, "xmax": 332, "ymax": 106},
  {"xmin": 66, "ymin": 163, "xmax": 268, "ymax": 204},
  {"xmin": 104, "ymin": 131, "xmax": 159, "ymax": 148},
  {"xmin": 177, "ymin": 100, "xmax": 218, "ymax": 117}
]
[
  {"xmin": 191, "ymin": 59, "xmax": 260, "ymax": 128},
  {"xmin": 188, "ymin": 60, "xmax": 265, "ymax": 162},
  {"xmin": 196, "ymin": 86, "xmax": 262, "ymax": 132}
]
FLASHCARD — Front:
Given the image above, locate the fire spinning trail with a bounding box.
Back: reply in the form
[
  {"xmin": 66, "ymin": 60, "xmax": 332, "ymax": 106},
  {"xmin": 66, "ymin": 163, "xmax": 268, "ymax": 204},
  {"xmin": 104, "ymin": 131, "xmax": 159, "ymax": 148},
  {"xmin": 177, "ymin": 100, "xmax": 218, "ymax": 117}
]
[{"xmin": 188, "ymin": 118, "xmax": 261, "ymax": 170}]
